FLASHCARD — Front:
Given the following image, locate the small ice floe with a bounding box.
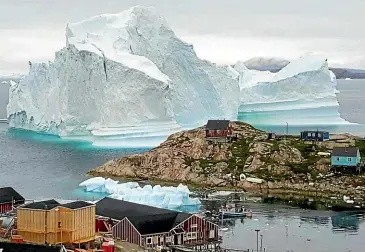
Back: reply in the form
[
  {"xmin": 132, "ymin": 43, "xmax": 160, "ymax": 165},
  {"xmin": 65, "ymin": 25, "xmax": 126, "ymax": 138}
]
[
  {"xmin": 79, "ymin": 177, "xmax": 201, "ymax": 210},
  {"xmin": 343, "ymin": 195, "xmax": 350, "ymax": 201}
]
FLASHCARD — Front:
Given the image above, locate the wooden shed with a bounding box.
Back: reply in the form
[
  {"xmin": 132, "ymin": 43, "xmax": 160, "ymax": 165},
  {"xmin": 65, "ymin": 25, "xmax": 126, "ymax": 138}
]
[
  {"xmin": 17, "ymin": 200, "xmax": 95, "ymax": 245},
  {"xmin": 0, "ymin": 187, "xmax": 25, "ymax": 214}
]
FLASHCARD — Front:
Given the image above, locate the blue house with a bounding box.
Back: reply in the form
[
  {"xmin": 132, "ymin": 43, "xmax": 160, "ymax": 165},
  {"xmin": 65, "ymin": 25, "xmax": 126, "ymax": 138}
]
[
  {"xmin": 300, "ymin": 131, "xmax": 329, "ymax": 141},
  {"xmin": 331, "ymin": 147, "xmax": 361, "ymax": 167}
]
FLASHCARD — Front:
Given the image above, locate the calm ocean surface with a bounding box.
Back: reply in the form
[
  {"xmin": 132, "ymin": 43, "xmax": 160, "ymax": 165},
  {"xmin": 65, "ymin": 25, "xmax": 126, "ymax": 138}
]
[{"xmin": 0, "ymin": 79, "xmax": 365, "ymax": 251}]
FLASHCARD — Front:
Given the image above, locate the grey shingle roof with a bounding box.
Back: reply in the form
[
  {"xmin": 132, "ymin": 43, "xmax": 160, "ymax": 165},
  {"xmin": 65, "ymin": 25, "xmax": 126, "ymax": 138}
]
[
  {"xmin": 96, "ymin": 197, "xmax": 192, "ymax": 235},
  {"xmin": 332, "ymin": 147, "xmax": 359, "ymax": 157},
  {"xmin": 206, "ymin": 120, "xmax": 230, "ymax": 130}
]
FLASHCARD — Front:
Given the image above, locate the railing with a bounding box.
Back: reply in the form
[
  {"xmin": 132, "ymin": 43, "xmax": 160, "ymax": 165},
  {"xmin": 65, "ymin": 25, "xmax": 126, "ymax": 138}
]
[{"xmin": 3, "ymin": 216, "xmax": 15, "ymax": 238}]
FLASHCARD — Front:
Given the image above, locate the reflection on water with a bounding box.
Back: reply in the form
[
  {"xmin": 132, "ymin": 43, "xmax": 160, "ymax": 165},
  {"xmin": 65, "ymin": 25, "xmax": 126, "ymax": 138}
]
[
  {"xmin": 299, "ymin": 216, "xmax": 330, "ymax": 226},
  {"xmin": 331, "ymin": 212, "xmax": 365, "ymax": 233},
  {"xmin": 202, "ymin": 201, "xmax": 365, "ymax": 252}
]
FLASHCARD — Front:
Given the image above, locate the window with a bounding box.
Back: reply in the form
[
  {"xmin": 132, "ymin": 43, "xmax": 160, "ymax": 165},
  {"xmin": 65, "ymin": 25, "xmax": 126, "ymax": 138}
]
[
  {"xmin": 209, "ymin": 230, "xmax": 215, "ymax": 238},
  {"xmin": 146, "ymin": 237, "xmax": 152, "ymax": 244},
  {"xmin": 348, "ymin": 157, "xmax": 352, "ymax": 162},
  {"xmin": 336, "ymin": 157, "xmax": 340, "ymax": 161},
  {"xmin": 187, "ymin": 232, "xmax": 197, "ymax": 240}
]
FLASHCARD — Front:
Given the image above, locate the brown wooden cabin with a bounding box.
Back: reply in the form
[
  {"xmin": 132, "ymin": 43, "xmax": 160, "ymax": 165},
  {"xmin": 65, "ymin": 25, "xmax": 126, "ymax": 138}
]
[
  {"xmin": 95, "ymin": 197, "xmax": 220, "ymax": 249},
  {"xmin": 205, "ymin": 120, "xmax": 232, "ymax": 138},
  {"xmin": 16, "ymin": 200, "xmax": 95, "ymax": 246},
  {"xmin": 0, "ymin": 187, "xmax": 25, "ymax": 214}
]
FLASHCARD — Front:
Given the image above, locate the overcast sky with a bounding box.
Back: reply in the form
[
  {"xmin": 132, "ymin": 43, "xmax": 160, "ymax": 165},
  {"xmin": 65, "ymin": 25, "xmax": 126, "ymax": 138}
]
[{"xmin": 0, "ymin": 0, "xmax": 364, "ymax": 74}]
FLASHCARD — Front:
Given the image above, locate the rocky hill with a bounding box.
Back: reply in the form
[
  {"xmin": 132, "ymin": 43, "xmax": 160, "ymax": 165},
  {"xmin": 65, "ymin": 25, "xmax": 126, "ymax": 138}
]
[{"xmin": 89, "ymin": 122, "xmax": 365, "ymax": 198}]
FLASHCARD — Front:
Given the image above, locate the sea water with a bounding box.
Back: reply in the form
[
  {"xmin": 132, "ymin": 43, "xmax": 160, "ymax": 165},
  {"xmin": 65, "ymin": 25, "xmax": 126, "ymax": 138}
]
[
  {"xmin": 0, "ymin": 79, "xmax": 365, "ymax": 251},
  {"xmin": 0, "ymin": 79, "xmax": 364, "ymax": 199}
]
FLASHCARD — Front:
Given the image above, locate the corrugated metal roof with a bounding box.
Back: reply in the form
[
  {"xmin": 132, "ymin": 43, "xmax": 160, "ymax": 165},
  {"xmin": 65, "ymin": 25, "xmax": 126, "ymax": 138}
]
[{"xmin": 332, "ymin": 147, "xmax": 359, "ymax": 157}]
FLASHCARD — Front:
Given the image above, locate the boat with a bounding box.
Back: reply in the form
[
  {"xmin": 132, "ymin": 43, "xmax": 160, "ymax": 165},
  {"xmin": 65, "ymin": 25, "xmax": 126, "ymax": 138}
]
[
  {"xmin": 219, "ymin": 211, "xmax": 247, "ymax": 218},
  {"xmin": 218, "ymin": 203, "xmax": 253, "ymax": 219}
]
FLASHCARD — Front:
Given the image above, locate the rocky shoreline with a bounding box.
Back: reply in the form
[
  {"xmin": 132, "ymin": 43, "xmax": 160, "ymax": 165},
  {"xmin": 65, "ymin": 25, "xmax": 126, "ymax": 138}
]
[{"xmin": 88, "ymin": 121, "xmax": 365, "ymax": 203}]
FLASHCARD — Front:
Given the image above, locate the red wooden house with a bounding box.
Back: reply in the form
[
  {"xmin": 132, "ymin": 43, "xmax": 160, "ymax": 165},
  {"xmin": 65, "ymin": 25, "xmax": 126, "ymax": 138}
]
[
  {"xmin": 0, "ymin": 187, "xmax": 25, "ymax": 213},
  {"xmin": 95, "ymin": 198, "xmax": 220, "ymax": 249},
  {"xmin": 205, "ymin": 120, "xmax": 232, "ymax": 138}
]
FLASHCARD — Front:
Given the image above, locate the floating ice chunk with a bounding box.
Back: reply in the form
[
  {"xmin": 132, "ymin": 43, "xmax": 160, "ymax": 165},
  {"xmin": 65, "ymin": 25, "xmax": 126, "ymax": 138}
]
[{"xmin": 79, "ymin": 178, "xmax": 200, "ymax": 210}]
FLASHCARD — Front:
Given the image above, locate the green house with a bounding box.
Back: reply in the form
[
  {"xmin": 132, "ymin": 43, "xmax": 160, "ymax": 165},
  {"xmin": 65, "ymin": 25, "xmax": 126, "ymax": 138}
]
[{"xmin": 331, "ymin": 147, "xmax": 361, "ymax": 167}]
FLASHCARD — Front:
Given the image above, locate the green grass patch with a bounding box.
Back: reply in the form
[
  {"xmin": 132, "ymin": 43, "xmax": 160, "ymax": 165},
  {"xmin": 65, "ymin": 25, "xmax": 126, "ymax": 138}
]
[{"xmin": 228, "ymin": 137, "xmax": 253, "ymax": 171}]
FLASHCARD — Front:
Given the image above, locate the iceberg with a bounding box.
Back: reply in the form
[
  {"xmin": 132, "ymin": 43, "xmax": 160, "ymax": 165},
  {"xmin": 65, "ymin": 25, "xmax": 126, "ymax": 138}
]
[
  {"xmin": 7, "ymin": 6, "xmax": 353, "ymax": 147},
  {"xmin": 234, "ymin": 55, "xmax": 351, "ymax": 127},
  {"xmin": 7, "ymin": 6, "xmax": 239, "ymax": 147},
  {"xmin": 79, "ymin": 177, "xmax": 201, "ymax": 211}
]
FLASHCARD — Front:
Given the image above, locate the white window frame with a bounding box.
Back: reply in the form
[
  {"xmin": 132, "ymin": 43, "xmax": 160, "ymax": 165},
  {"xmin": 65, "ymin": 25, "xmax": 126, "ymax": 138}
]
[
  {"xmin": 348, "ymin": 157, "xmax": 352, "ymax": 162},
  {"xmin": 187, "ymin": 232, "xmax": 197, "ymax": 240},
  {"xmin": 146, "ymin": 237, "xmax": 152, "ymax": 244}
]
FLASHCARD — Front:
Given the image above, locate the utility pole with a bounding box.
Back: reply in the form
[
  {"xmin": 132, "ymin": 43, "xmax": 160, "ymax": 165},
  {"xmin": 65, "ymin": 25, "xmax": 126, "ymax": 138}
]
[
  {"xmin": 260, "ymin": 234, "xmax": 263, "ymax": 252},
  {"xmin": 255, "ymin": 229, "xmax": 260, "ymax": 252}
]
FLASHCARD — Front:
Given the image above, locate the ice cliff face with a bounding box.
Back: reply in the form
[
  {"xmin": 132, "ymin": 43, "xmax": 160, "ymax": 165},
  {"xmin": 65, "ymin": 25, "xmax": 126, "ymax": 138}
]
[
  {"xmin": 7, "ymin": 6, "xmax": 239, "ymax": 143},
  {"xmin": 7, "ymin": 7, "xmax": 349, "ymax": 146},
  {"xmin": 234, "ymin": 55, "xmax": 347, "ymax": 126}
]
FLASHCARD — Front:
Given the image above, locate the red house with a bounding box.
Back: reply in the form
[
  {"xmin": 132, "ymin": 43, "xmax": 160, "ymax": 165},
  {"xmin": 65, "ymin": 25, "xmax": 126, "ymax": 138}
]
[
  {"xmin": 205, "ymin": 120, "xmax": 232, "ymax": 138},
  {"xmin": 0, "ymin": 187, "xmax": 25, "ymax": 213},
  {"xmin": 95, "ymin": 198, "xmax": 220, "ymax": 249}
]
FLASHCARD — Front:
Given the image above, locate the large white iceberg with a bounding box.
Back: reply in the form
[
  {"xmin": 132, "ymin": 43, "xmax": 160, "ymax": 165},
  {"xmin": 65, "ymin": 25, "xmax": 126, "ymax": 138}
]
[
  {"xmin": 79, "ymin": 177, "xmax": 201, "ymax": 211},
  {"xmin": 7, "ymin": 6, "xmax": 239, "ymax": 147},
  {"xmin": 7, "ymin": 6, "xmax": 352, "ymax": 147},
  {"xmin": 233, "ymin": 55, "xmax": 350, "ymax": 127}
]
